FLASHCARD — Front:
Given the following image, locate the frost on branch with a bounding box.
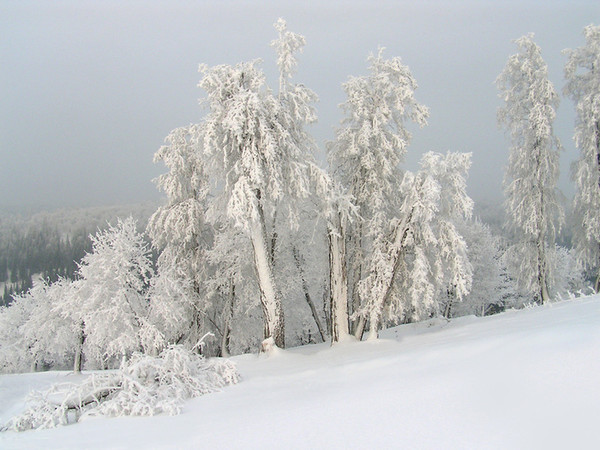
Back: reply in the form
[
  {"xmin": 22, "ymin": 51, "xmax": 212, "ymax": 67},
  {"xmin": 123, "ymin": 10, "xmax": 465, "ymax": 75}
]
[{"xmin": 2, "ymin": 345, "xmax": 240, "ymax": 432}]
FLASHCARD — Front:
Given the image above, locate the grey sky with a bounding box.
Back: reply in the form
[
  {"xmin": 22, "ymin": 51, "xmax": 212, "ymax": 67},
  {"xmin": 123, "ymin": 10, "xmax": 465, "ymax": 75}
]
[{"xmin": 1, "ymin": 0, "xmax": 598, "ymax": 210}]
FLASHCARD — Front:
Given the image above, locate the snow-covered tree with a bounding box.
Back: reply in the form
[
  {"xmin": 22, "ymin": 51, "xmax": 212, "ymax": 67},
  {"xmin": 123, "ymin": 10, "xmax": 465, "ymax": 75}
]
[
  {"xmin": 357, "ymin": 152, "xmax": 473, "ymax": 338},
  {"xmin": 290, "ymin": 168, "xmax": 355, "ymax": 344},
  {"xmin": 22, "ymin": 278, "xmax": 80, "ymax": 372},
  {"xmin": 0, "ymin": 277, "xmax": 79, "ymax": 373},
  {"xmin": 0, "ymin": 292, "xmax": 35, "ymax": 373},
  {"xmin": 69, "ymin": 218, "xmax": 153, "ymax": 368},
  {"xmin": 553, "ymin": 245, "xmax": 588, "ymax": 298},
  {"xmin": 447, "ymin": 219, "xmax": 504, "ymax": 318},
  {"xmin": 146, "ymin": 124, "xmax": 216, "ymax": 354},
  {"xmin": 199, "ymin": 21, "xmax": 318, "ymax": 350},
  {"xmin": 496, "ymin": 33, "xmax": 563, "ymax": 304},
  {"xmin": 564, "ymin": 24, "xmax": 600, "ymax": 291},
  {"xmin": 271, "ymin": 18, "xmax": 356, "ymax": 345},
  {"xmin": 328, "ymin": 48, "xmax": 429, "ymax": 336},
  {"xmin": 203, "ymin": 221, "xmax": 263, "ymax": 356},
  {"xmin": 200, "ymin": 62, "xmax": 286, "ymax": 349}
]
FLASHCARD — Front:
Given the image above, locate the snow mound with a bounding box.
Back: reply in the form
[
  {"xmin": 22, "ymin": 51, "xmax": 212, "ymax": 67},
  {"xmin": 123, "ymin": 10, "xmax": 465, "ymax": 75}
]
[{"xmin": 1, "ymin": 345, "xmax": 239, "ymax": 432}]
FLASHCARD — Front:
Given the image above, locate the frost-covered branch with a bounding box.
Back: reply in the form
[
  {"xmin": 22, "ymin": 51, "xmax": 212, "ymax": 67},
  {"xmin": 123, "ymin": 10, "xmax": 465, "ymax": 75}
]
[{"xmin": 2, "ymin": 345, "xmax": 239, "ymax": 432}]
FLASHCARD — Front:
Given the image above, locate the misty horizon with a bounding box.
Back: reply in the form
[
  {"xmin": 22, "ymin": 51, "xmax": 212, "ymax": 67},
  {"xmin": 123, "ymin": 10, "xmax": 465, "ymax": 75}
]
[{"xmin": 1, "ymin": 0, "xmax": 598, "ymax": 210}]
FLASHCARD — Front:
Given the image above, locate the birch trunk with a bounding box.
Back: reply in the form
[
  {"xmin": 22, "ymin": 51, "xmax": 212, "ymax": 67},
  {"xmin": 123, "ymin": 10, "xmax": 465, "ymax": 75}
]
[
  {"xmin": 249, "ymin": 191, "xmax": 285, "ymax": 349},
  {"xmin": 73, "ymin": 322, "xmax": 85, "ymax": 373},
  {"xmin": 293, "ymin": 246, "xmax": 326, "ymax": 342},
  {"xmin": 537, "ymin": 220, "xmax": 550, "ymax": 306},
  {"xmin": 328, "ymin": 211, "xmax": 350, "ymax": 343},
  {"xmin": 221, "ymin": 281, "xmax": 235, "ymax": 357},
  {"xmin": 353, "ymin": 315, "xmax": 366, "ymax": 341}
]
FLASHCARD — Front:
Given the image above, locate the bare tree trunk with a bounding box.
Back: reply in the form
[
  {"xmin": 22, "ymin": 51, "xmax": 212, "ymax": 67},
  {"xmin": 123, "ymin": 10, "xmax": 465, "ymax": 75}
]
[
  {"xmin": 322, "ymin": 280, "xmax": 331, "ymax": 336},
  {"xmin": 293, "ymin": 246, "xmax": 326, "ymax": 342},
  {"xmin": 270, "ymin": 209, "xmax": 278, "ymax": 266},
  {"xmin": 221, "ymin": 280, "xmax": 235, "ymax": 357},
  {"xmin": 443, "ymin": 286, "xmax": 455, "ymax": 319},
  {"xmin": 443, "ymin": 301, "xmax": 453, "ymax": 319},
  {"xmin": 349, "ymin": 232, "xmax": 364, "ymax": 335},
  {"xmin": 353, "ymin": 315, "xmax": 366, "ymax": 341},
  {"xmin": 73, "ymin": 322, "xmax": 85, "ymax": 373},
  {"xmin": 328, "ymin": 211, "xmax": 350, "ymax": 343},
  {"xmin": 367, "ymin": 310, "xmax": 379, "ymax": 340},
  {"xmin": 537, "ymin": 238, "xmax": 550, "ymax": 305},
  {"xmin": 250, "ymin": 190, "xmax": 284, "ymax": 349}
]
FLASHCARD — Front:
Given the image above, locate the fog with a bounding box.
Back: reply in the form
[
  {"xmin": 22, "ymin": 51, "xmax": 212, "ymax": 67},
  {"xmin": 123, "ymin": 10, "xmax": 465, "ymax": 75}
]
[{"xmin": 1, "ymin": 0, "xmax": 598, "ymax": 210}]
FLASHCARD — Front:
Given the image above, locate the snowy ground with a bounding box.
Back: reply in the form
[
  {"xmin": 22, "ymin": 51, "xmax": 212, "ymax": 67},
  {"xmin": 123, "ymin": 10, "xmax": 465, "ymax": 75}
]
[{"xmin": 2, "ymin": 295, "xmax": 600, "ymax": 449}]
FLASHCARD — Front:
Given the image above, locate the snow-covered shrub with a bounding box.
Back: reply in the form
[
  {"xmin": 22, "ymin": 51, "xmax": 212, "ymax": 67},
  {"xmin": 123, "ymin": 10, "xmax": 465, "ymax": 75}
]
[{"xmin": 2, "ymin": 345, "xmax": 240, "ymax": 432}]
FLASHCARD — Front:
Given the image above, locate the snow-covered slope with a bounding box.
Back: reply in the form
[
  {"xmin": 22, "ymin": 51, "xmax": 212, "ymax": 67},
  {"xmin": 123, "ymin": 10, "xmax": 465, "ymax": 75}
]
[{"xmin": 2, "ymin": 296, "xmax": 600, "ymax": 449}]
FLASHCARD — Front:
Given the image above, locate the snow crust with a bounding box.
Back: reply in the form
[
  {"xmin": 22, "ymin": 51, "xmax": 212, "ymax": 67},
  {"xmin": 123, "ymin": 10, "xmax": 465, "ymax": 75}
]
[{"xmin": 2, "ymin": 296, "xmax": 600, "ymax": 449}]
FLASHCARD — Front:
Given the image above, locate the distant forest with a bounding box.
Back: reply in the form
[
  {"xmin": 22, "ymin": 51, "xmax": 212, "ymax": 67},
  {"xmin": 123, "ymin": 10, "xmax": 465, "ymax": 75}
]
[
  {"xmin": 0, "ymin": 198, "xmax": 573, "ymax": 309},
  {"xmin": 0, "ymin": 202, "xmax": 158, "ymax": 306}
]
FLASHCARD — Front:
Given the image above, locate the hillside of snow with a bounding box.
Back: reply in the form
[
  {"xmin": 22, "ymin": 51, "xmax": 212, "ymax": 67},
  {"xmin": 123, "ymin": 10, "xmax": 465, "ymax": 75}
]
[{"xmin": 2, "ymin": 295, "xmax": 600, "ymax": 449}]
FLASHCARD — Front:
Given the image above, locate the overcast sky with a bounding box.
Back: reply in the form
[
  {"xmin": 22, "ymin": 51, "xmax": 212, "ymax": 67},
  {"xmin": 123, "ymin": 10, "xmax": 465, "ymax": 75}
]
[{"xmin": 1, "ymin": 0, "xmax": 598, "ymax": 210}]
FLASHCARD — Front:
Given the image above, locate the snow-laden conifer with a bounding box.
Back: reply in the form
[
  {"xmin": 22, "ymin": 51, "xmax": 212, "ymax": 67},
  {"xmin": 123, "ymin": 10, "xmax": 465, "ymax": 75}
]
[
  {"xmin": 496, "ymin": 33, "xmax": 563, "ymax": 304},
  {"xmin": 564, "ymin": 25, "xmax": 600, "ymax": 291}
]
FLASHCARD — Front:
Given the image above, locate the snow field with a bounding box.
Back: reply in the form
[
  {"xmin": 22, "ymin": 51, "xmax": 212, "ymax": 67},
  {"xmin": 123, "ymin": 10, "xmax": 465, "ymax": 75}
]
[{"xmin": 1, "ymin": 295, "xmax": 599, "ymax": 449}]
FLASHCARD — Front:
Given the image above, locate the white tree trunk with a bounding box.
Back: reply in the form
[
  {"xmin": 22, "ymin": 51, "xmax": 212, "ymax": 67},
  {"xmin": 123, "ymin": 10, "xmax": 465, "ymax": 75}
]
[
  {"xmin": 328, "ymin": 211, "xmax": 350, "ymax": 343},
  {"xmin": 538, "ymin": 248, "xmax": 550, "ymax": 304},
  {"xmin": 367, "ymin": 310, "xmax": 379, "ymax": 341},
  {"xmin": 249, "ymin": 200, "xmax": 285, "ymax": 349},
  {"xmin": 353, "ymin": 316, "xmax": 366, "ymax": 341},
  {"xmin": 220, "ymin": 281, "xmax": 235, "ymax": 357},
  {"xmin": 73, "ymin": 323, "xmax": 85, "ymax": 373},
  {"xmin": 348, "ymin": 221, "xmax": 364, "ymax": 335},
  {"xmin": 293, "ymin": 246, "xmax": 326, "ymax": 342}
]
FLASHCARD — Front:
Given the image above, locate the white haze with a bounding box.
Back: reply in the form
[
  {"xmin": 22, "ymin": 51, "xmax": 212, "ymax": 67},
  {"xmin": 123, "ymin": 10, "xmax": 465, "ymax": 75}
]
[{"xmin": 0, "ymin": 0, "xmax": 598, "ymax": 209}]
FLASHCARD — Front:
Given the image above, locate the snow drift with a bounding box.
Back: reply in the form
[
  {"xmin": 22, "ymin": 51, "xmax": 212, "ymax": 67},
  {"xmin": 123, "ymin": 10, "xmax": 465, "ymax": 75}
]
[{"xmin": 1, "ymin": 295, "xmax": 599, "ymax": 449}]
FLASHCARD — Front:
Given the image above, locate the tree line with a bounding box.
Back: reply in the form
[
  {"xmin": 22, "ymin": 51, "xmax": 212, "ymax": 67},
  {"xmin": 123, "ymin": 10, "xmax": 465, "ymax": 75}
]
[
  {"xmin": 0, "ymin": 203, "xmax": 158, "ymax": 306},
  {"xmin": 0, "ymin": 21, "xmax": 598, "ymax": 373}
]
